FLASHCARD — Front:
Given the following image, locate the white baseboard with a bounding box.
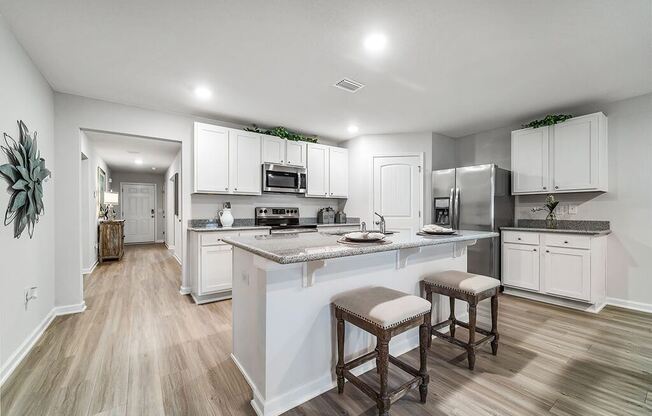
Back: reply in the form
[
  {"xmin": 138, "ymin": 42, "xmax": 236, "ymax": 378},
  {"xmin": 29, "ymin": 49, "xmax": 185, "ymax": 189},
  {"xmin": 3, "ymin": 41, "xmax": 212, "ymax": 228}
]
[
  {"xmin": 81, "ymin": 261, "xmax": 98, "ymax": 275},
  {"xmin": 503, "ymin": 288, "xmax": 605, "ymax": 313},
  {"xmin": 173, "ymin": 254, "xmax": 182, "ymax": 265},
  {"xmin": 179, "ymin": 286, "xmax": 191, "ymax": 295},
  {"xmin": 155, "ymin": 239, "xmax": 165, "ymax": 243},
  {"xmin": 53, "ymin": 301, "xmax": 87, "ymax": 316},
  {"xmin": 165, "ymin": 242, "xmax": 175, "ymax": 251},
  {"xmin": 0, "ymin": 301, "xmax": 87, "ymax": 387},
  {"xmin": 0, "ymin": 309, "xmax": 55, "ymax": 386},
  {"xmin": 606, "ymin": 297, "xmax": 652, "ymax": 314}
]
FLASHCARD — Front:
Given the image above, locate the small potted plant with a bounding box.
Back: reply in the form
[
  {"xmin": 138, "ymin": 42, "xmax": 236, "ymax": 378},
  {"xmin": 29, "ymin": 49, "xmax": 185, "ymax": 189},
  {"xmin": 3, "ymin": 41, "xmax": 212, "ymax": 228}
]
[{"xmin": 531, "ymin": 195, "xmax": 560, "ymax": 229}]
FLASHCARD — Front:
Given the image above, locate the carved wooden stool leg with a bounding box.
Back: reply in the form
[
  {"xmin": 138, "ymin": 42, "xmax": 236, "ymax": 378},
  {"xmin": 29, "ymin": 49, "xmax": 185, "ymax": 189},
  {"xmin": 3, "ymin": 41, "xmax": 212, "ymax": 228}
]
[
  {"xmin": 336, "ymin": 312, "xmax": 345, "ymax": 394},
  {"xmin": 449, "ymin": 297, "xmax": 456, "ymax": 338},
  {"xmin": 491, "ymin": 293, "xmax": 499, "ymax": 355},
  {"xmin": 426, "ymin": 289, "xmax": 433, "ymax": 348},
  {"xmin": 418, "ymin": 316, "xmax": 430, "ymax": 403},
  {"xmin": 467, "ymin": 302, "xmax": 477, "ymax": 370},
  {"xmin": 377, "ymin": 335, "xmax": 391, "ymax": 416}
]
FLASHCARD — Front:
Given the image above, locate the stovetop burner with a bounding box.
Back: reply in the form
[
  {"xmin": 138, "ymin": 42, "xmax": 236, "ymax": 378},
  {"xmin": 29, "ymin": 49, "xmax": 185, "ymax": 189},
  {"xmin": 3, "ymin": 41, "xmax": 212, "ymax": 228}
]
[{"xmin": 255, "ymin": 207, "xmax": 319, "ymax": 234}]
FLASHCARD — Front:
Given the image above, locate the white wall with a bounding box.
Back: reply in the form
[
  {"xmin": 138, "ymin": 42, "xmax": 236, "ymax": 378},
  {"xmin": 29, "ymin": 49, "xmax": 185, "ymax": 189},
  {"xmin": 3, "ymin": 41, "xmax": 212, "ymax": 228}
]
[
  {"xmin": 344, "ymin": 132, "xmax": 434, "ymax": 227},
  {"xmin": 452, "ymin": 93, "xmax": 652, "ymax": 308},
  {"xmin": 432, "ymin": 132, "xmax": 457, "ymax": 170},
  {"xmin": 0, "ymin": 15, "xmax": 55, "ymax": 383},
  {"xmin": 455, "ymin": 124, "xmax": 515, "ymax": 169},
  {"xmin": 79, "ymin": 131, "xmax": 110, "ymax": 271},
  {"xmin": 111, "ymin": 170, "xmax": 166, "ymax": 241},
  {"xmin": 165, "ymin": 149, "xmax": 181, "ymax": 255}
]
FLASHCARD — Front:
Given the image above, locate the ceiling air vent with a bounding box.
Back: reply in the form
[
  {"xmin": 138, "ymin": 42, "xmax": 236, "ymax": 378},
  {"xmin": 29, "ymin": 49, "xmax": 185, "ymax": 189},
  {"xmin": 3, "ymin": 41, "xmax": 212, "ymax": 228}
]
[{"xmin": 333, "ymin": 78, "xmax": 365, "ymax": 93}]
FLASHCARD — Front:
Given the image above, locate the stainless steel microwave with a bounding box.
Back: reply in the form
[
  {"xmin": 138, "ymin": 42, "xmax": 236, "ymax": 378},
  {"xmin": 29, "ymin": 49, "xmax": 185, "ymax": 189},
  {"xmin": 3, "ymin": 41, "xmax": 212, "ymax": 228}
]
[{"xmin": 262, "ymin": 163, "xmax": 307, "ymax": 194}]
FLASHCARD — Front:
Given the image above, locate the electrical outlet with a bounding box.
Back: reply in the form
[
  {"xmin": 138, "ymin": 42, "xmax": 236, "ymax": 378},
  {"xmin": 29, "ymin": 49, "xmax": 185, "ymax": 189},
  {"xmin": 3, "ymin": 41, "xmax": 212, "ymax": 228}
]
[
  {"xmin": 25, "ymin": 286, "xmax": 38, "ymax": 305},
  {"xmin": 568, "ymin": 204, "xmax": 578, "ymax": 215}
]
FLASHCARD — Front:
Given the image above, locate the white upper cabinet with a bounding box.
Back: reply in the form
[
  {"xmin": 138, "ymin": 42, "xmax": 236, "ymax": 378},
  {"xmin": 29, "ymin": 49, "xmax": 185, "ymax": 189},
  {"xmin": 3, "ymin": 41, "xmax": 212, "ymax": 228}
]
[
  {"xmin": 193, "ymin": 123, "xmax": 261, "ymax": 195},
  {"xmin": 511, "ymin": 126, "xmax": 550, "ymax": 193},
  {"xmin": 229, "ymin": 129, "xmax": 261, "ymax": 195},
  {"xmin": 551, "ymin": 113, "xmax": 604, "ymax": 192},
  {"xmin": 261, "ymin": 135, "xmax": 307, "ymax": 168},
  {"xmin": 328, "ymin": 147, "xmax": 348, "ymax": 198},
  {"xmin": 194, "ymin": 123, "xmax": 230, "ymax": 193},
  {"xmin": 306, "ymin": 143, "xmax": 349, "ymax": 199},
  {"xmin": 306, "ymin": 143, "xmax": 329, "ymax": 197},
  {"xmin": 511, "ymin": 112, "xmax": 607, "ymax": 195},
  {"xmin": 261, "ymin": 135, "xmax": 285, "ymax": 165},
  {"xmin": 285, "ymin": 140, "xmax": 307, "ymax": 167}
]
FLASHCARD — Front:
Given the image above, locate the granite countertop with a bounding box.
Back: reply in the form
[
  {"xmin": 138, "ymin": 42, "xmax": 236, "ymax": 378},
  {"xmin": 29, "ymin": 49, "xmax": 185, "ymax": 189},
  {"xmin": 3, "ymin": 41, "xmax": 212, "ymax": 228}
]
[
  {"xmin": 188, "ymin": 217, "xmax": 360, "ymax": 232},
  {"xmin": 222, "ymin": 230, "xmax": 498, "ymax": 264},
  {"xmin": 188, "ymin": 225, "xmax": 272, "ymax": 232},
  {"xmin": 501, "ymin": 220, "xmax": 611, "ymax": 236}
]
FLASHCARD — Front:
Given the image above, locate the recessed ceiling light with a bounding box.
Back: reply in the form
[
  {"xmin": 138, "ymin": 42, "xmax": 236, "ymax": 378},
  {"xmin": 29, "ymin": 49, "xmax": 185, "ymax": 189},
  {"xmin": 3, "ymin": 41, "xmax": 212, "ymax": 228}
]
[
  {"xmin": 151, "ymin": 167, "xmax": 156, "ymax": 170},
  {"xmin": 363, "ymin": 33, "xmax": 387, "ymax": 53},
  {"xmin": 348, "ymin": 125, "xmax": 359, "ymax": 134},
  {"xmin": 134, "ymin": 159, "xmax": 143, "ymax": 165},
  {"xmin": 194, "ymin": 86, "xmax": 212, "ymax": 100}
]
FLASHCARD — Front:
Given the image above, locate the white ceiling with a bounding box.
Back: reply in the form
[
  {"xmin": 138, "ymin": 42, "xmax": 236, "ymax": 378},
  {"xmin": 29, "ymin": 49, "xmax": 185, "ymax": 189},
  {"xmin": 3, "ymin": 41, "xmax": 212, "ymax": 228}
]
[
  {"xmin": 85, "ymin": 131, "xmax": 181, "ymax": 173},
  {"xmin": 2, "ymin": 1, "xmax": 651, "ymax": 140}
]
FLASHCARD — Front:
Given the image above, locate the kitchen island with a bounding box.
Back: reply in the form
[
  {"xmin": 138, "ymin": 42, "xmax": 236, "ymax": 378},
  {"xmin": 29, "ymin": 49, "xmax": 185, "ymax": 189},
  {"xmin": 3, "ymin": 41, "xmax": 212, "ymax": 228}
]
[{"xmin": 222, "ymin": 230, "xmax": 498, "ymax": 416}]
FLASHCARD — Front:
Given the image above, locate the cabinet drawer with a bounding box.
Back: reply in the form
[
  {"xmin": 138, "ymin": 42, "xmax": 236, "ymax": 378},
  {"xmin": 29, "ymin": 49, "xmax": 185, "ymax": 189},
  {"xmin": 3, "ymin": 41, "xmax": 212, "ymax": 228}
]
[
  {"xmin": 502, "ymin": 231, "xmax": 539, "ymax": 245},
  {"xmin": 201, "ymin": 232, "xmax": 238, "ymax": 246},
  {"xmin": 543, "ymin": 234, "xmax": 590, "ymax": 250}
]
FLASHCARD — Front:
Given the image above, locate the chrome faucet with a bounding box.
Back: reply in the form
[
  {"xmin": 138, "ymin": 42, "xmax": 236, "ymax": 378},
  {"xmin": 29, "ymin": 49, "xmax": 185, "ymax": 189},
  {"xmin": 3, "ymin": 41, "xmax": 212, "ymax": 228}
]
[
  {"xmin": 374, "ymin": 212, "xmax": 386, "ymax": 234},
  {"xmin": 360, "ymin": 221, "xmax": 367, "ymax": 232}
]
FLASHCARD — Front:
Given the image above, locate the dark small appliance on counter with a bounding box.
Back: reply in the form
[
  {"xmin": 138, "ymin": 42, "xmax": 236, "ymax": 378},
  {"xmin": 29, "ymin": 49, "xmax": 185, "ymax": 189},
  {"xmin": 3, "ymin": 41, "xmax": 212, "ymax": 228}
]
[
  {"xmin": 335, "ymin": 210, "xmax": 347, "ymax": 224},
  {"xmin": 317, "ymin": 207, "xmax": 335, "ymax": 224}
]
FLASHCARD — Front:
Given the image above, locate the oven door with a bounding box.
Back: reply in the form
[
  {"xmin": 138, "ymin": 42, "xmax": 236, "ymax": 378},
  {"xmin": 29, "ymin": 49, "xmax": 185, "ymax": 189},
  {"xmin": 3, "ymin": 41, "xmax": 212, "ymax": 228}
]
[{"xmin": 262, "ymin": 164, "xmax": 306, "ymax": 193}]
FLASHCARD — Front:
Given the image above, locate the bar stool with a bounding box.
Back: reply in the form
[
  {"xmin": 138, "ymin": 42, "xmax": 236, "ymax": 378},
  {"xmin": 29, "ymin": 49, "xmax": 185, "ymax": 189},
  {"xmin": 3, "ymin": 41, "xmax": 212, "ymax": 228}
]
[
  {"xmin": 422, "ymin": 270, "xmax": 500, "ymax": 370},
  {"xmin": 333, "ymin": 286, "xmax": 431, "ymax": 416}
]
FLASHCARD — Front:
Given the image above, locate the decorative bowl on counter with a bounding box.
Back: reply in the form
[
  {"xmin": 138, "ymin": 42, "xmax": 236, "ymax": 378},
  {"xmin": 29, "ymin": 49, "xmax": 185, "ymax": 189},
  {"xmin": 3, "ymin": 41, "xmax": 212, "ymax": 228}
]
[{"xmin": 342, "ymin": 232, "xmax": 386, "ymax": 242}]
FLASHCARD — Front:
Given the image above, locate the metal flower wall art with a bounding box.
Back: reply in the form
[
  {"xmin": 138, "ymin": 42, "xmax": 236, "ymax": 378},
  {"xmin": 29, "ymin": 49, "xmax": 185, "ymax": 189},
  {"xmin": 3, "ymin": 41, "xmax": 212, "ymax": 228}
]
[{"xmin": 0, "ymin": 121, "xmax": 51, "ymax": 238}]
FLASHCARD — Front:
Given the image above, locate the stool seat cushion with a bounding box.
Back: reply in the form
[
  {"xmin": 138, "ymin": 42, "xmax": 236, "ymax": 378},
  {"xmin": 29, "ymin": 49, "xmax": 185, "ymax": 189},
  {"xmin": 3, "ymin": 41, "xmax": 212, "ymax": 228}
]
[
  {"xmin": 333, "ymin": 287, "xmax": 431, "ymax": 329},
  {"xmin": 424, "ymin": 270, "xmax": 500, "ymax": 295}
]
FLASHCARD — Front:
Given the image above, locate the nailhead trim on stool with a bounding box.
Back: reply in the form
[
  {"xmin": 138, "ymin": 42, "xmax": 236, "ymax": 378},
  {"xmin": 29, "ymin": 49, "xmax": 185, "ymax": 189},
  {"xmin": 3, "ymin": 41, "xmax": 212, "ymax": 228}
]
[
  {"xmin": 422, "ymin": 270, "xmax": 500, "ymax": 371},
  {"xmin": 333, "ymin": 287, "xmax": 431, "ymax": 416}
]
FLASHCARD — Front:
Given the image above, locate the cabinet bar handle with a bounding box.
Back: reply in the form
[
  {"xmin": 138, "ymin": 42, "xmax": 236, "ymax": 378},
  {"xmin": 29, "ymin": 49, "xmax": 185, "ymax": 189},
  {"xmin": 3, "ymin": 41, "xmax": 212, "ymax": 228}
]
[
  {"xmin": 533, "ymin": 248, "xmax": 537, "ymax": 252},
  {"xmin": 546, "ymin": 250, "xmax": 550, "ymax": 253}
]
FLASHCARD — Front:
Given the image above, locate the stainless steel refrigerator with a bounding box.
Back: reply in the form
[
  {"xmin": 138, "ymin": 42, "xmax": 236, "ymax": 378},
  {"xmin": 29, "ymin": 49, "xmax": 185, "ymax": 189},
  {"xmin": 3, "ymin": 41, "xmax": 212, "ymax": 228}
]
[{"xmin": 432, "ymin": 164, "xmax": 514, "ymax": 280}]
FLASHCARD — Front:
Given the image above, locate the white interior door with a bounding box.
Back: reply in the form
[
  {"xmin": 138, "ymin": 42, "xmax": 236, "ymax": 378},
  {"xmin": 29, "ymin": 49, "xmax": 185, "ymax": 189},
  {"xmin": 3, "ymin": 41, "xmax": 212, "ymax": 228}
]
[
  {"xmin": 373, "ymin": 155, "xmax": 423, "ymax": 234},
  {"xmin": 122, "ymin": 183, "xmax": 156, "ymax": 244}
]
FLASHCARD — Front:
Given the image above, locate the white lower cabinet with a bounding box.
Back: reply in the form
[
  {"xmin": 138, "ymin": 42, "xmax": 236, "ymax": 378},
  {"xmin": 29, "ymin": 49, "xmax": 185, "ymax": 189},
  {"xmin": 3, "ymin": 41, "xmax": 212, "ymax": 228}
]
[
  {"xmin": 200, "ymin": 245, "xmax": 233, "ymax": 293},
  {"xmin": 502, "ymin": 243, "xmax": 540, "ymax": 291},
  {"xmin": 189, "ymin": 229, "xmax": 269, "ymax": 304},
  {"xmin": 541, "ymin": 246, "xmax": 591, "ymax": 301},
  {"xmin": 501, "ymin": 230, "xmax": 606, "ymax": 310}
]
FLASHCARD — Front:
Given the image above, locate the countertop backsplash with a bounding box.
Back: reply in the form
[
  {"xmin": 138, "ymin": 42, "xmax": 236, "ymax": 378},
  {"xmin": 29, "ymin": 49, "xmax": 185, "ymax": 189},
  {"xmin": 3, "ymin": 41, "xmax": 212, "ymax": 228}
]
[{"xmin": 191, "ymin": 193, "xmax": 346, "ymax": 221}]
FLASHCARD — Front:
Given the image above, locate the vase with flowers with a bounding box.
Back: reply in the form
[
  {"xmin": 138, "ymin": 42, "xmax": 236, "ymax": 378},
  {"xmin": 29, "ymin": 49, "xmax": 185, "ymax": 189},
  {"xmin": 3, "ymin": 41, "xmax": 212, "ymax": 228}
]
[{"xmin": 531, "ymin": 195, "xmax": 560, "ymax": 229}]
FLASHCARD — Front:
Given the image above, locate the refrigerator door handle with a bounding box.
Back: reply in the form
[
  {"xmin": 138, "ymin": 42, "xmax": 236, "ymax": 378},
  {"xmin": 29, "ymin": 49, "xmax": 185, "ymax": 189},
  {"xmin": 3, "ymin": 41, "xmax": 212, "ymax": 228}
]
[
  {"xmin": 455, "ymin": 187, "xmax": 461, "ymax": 230},
  {"xmin": 449, "ymin": 187, "xmax": 455, "ymax": 227}
]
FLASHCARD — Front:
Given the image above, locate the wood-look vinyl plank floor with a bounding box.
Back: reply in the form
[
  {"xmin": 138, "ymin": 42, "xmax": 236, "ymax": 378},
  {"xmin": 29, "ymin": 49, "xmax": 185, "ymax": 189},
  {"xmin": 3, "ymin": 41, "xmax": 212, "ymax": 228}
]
[{"xmin": 1, "ymin": 244, "xmax": 651, "ymax": 415}]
